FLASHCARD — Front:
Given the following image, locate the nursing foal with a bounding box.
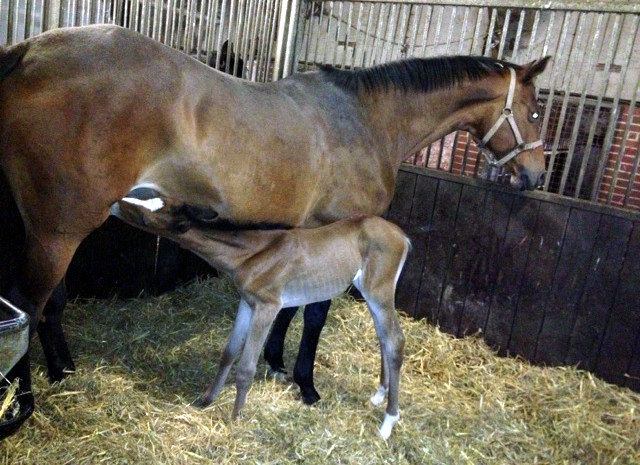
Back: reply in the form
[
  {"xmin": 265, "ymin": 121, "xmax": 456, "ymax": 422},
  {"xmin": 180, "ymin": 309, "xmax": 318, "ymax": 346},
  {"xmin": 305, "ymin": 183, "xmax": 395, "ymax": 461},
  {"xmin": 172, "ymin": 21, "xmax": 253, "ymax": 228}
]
[{"xmin": 113, "ymin": 190, "xmax": 411, "ymax": 439}]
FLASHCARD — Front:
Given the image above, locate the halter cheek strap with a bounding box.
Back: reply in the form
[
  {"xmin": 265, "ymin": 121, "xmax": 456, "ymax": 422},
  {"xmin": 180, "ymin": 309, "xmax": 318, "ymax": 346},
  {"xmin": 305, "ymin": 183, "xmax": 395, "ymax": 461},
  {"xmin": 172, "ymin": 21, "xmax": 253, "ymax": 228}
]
[{"xmin": 477, "ymin": 67, "xmax": 543, "ymax": 167}]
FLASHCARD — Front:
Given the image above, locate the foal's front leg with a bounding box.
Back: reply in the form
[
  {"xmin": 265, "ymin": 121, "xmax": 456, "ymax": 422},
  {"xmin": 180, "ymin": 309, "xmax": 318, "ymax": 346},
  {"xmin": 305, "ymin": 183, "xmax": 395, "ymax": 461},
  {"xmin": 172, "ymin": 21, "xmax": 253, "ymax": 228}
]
[
  {"xmin": 232, "ymin": 302, "xmax": 280, "ymax": 418},
  {"xmin": 194, "ymin": 300, "xmax": 252, "ymax": 408}
]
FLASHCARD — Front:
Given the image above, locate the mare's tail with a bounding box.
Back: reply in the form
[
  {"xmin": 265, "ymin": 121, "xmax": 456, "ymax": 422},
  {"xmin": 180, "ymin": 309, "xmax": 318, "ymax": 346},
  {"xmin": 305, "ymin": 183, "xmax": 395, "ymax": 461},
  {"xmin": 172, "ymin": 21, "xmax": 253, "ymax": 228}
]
[{"xmin": 0, "ymin": 42, "xmax": 30, "ymax": 289}]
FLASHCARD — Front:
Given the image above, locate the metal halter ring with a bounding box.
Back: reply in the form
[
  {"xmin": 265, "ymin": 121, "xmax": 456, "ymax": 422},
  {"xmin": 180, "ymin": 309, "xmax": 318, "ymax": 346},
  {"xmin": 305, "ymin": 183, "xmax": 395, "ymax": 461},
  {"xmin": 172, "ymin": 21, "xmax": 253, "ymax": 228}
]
[{"xmin": 477, "ymin": 67, "xmax": 544, "ymax": 167}]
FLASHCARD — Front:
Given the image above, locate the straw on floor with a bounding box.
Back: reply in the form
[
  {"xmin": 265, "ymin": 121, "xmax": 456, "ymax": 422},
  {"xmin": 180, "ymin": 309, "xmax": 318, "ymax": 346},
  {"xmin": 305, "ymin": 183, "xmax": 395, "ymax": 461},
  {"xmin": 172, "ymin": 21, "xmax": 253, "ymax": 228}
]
[{"xmin": 2, "ymin": 277, "xmax": 639, "ymax": 464}]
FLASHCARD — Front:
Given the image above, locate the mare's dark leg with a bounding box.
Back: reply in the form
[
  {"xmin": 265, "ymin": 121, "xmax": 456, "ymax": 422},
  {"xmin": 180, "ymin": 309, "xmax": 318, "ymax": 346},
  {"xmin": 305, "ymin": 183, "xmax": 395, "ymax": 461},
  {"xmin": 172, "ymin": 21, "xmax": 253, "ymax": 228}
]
[
  {"xmin": 37, "ymin": 281, "xmax": 74, "ymax": 383},
  {"xmin": 263, "ymin": 306, "xmax": 298, "ymax": 373},
  {"xmin": 294, "ymin": 300, "xmax": 331, "ymax": 405}
]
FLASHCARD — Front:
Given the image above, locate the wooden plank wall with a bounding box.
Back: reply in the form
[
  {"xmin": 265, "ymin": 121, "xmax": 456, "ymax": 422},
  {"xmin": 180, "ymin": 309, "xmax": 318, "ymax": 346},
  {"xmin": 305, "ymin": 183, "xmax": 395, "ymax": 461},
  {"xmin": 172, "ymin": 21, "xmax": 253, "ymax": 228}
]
[{"xmin": 388, "ymin": 165, "xmax": 640, "ymax": 392}]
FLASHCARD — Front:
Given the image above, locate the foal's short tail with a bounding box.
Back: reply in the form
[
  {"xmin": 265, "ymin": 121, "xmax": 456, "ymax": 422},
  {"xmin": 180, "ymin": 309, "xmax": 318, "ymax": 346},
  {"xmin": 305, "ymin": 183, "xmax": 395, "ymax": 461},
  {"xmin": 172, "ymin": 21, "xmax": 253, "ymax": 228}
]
[{"xmin": 0, "ymin": 42, "xmax": 29, "ymax": 81}]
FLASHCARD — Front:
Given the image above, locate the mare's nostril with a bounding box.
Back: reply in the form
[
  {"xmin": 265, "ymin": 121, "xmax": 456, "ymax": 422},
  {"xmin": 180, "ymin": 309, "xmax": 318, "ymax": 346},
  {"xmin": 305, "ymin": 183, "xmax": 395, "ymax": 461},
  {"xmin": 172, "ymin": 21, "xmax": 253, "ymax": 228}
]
[{"xmin": 537, "ymin": 172, "xmax": 546, "ymax": 187}]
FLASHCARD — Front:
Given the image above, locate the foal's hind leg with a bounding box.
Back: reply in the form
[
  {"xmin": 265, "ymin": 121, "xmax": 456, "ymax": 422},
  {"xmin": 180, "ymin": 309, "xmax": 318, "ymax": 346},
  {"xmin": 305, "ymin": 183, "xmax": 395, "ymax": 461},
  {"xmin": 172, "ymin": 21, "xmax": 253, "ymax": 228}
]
[
  {"xmin": 364, "ymin": 298, "xmax": 405, "ymax": 440},
  {"xmin": 194, "ymin": 300, "xmax": 252, "ymax": 408}
]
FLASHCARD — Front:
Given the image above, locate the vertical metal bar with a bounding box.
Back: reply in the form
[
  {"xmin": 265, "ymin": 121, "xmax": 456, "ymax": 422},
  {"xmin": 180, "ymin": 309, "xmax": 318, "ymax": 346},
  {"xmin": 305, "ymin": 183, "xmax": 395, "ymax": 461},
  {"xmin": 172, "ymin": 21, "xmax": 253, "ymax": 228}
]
[
  {"xmin": 282, "ymin": 0, "xmax": 298, "ymax": 76},
  {"xmin": 311, "ymin": 1, "xmax": 325, "ymax": 67},
  {"xmin": 417, "ymin": 5, "xmax": 432, "ymax": 57},
  {"xmin": 483, "ymin": 7, "xmax": 498, "ymax": 56},
  {"xmin": 524, "ymin": 9, "xmax": 541, "ymax": 62},
  {"xmin": 272, "ymin": 0, "xmax": 288, "ymax": 80},
  {"xmin": 359, "ymin": 2, "xmax": 374, "ymax": 67},
  {"xmin": 510, "ymin": 9, "xmax": 525, "ymax": 62},
  {"xmin": 340, "ymin": 1, "xmax": 353, "ymax": 69},
  {"xmin": 331, "ymin": 1, "xmax": 342, "ymax": 67},
  {"xmin": 351, "ymin": 2, "xmax": 363, "ymax": 67},
  {"xmin": 371, "ymin": 3, "xmax": 387, "ymax": 65},
  {"xmin": 545, "ymin": 12, "xmax": 582, "ymax": 195},
  {"xmin": 196, "ymin": 0, "xmax": 210, "ymax": 60},
  {"xmin": 470, "ymin": 7, "xmax": 485, "ymax": 55},
  {"xmin": 407, "ymin": 4, "xmax": 420, "ymax": 58},
  {"xmin": 603, "ymin": 14, "xmax": 639, "ymax": 204},
  {"xmin": 570, "ymin": 13, "xmax": 607, "ymax": 196},
  {"xmin": 556, "ymin": 13, "xmax": 599, "ymax": 196},
  {"xmin": 24, "ymin": 0, "xmax": 33, "ymax": 38},
  {"xmin": 264, "ymin": 0, "xmax": 279, "ymax": 80},
  {"xmin": 444, "ymin": 6, "xmax": 456, "ymax": 55},
  {"xmin": 457, "ymin": 7, "xmax": 469, "ymax": 54},
  {"xmin": 381, "ymin": 3, "xmax": 398, "ymax": 63},
  {"xmin": 258, "ymin": 0, "xmax": 274, "ymax": 79},
  {"xmin": 214, "ymin": 0, "xmax": 228, "ymax": 69},
  {"xmin": 587, "ymin": 14, "xmax": 623, "ymax": 201},
  {"xmin": 432, "ymin": 4, "xmax": 443, "ymax": 55},
  {"xmin": 320, "ymin": 1, "xmax": 333, "ymax": 65},
  {"xmin": 391, "ymin": 3, "xmax": 408, "ymax": 61},
  {"xmin": 496, "ymin": 8, "xmax": 511, "ymax": 59}
]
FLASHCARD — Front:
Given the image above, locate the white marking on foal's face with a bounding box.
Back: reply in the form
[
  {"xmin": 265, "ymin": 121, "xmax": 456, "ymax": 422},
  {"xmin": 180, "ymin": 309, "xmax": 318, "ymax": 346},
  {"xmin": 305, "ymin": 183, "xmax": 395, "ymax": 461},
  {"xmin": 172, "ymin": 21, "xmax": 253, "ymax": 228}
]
[{"xmin": 122, "ymin": 197, "xmax": 165, "ymax": 212}]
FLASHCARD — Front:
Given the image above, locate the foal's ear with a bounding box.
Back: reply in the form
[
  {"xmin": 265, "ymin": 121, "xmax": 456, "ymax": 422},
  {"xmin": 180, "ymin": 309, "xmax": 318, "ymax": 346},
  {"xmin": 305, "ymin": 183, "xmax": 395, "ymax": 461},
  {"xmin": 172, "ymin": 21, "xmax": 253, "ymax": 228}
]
[{"xmin": 521, "ymin": 56, "xmax": 551, "ymax": 84}]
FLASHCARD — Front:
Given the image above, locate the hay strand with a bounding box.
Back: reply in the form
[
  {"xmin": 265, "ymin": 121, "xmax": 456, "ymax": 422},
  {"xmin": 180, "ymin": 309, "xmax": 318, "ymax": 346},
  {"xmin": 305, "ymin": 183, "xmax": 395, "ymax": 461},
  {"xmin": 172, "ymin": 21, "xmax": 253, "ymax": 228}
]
[{"xmin": 2, "ymin": 278, "xmax": 639, "ymax": 464}]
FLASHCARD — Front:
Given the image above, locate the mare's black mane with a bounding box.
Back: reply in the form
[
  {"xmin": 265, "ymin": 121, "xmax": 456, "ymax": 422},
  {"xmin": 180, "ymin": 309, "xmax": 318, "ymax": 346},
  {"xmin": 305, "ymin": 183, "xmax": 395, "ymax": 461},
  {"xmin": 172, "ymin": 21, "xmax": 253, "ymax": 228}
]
[{"xmin": 321, "ymin": 55, "xmax": 521, "ymax": 94}]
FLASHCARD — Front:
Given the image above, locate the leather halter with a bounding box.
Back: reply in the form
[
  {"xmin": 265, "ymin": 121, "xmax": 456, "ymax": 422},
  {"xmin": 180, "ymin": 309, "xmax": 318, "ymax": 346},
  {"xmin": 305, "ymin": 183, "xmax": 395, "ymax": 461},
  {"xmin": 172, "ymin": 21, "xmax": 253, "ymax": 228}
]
[{"xmin": 477, "ymin": 67, "xmax": 543, "ymax": 167}]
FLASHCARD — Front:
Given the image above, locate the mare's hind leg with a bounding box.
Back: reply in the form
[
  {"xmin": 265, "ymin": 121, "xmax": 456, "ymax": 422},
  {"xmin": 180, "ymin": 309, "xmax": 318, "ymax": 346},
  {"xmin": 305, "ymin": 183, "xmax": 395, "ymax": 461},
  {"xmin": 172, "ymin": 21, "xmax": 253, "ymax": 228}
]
[
  {"xmin": 37, "ymin": 281, "xmax": 74, "ymax": 382},
  {"xmin": 293, "ymin": 300, "xmax": 330, "ymax": 405},
  {"xmin": 194, "ymin": 300, "xmax": 252, "ymax": 408},
  {"xmin": 263, "ymin": 306, "xmax": 298, "ymax": 374},
  {"xmin": 10, "ymin": 230, "xmax": 90, "ymax": 381}
]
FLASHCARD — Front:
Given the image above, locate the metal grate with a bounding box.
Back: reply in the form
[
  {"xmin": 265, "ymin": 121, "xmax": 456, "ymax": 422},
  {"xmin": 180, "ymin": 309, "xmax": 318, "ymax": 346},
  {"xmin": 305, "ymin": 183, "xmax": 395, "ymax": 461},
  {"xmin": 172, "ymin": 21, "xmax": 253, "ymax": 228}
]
[
  {"xmin": 0, "ymin": 0, "xmax": 288, "ymax": 82},
  {"xmin": 294, "ymin": 1, "xmax": 640, "ymax": 211}
]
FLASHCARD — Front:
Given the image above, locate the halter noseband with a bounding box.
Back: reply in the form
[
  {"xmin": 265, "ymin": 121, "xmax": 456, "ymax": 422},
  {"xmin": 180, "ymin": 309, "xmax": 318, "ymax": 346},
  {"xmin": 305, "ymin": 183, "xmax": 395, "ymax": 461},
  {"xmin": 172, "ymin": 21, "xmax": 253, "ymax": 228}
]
[{"xmin": 477, "ymin": 67, "xmax": 543, "ymax": 167}]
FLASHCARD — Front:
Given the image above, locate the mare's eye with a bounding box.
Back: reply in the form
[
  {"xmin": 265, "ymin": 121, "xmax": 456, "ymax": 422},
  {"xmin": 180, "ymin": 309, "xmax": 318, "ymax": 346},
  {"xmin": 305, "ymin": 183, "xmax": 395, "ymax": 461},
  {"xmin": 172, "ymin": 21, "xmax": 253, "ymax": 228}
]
[{"xmin": 531, "ymin": 111, "xmax": 540, "ymax": 120}]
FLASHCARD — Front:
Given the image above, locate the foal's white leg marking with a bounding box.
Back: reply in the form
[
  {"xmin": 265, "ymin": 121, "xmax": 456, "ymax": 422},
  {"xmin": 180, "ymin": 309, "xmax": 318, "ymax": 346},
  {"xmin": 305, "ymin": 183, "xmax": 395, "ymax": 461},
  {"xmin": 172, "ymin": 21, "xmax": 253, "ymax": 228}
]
[
  {"xmin": 370, "ymin": 385, "xmax": 388, "ymax": 406},
  {"xmin": 122, "ymin": 197, "xmax": 165, "ymax": 212},
  {"xmin": 379, "ymin": 412, "xmax": 400, "ymax": 440}
]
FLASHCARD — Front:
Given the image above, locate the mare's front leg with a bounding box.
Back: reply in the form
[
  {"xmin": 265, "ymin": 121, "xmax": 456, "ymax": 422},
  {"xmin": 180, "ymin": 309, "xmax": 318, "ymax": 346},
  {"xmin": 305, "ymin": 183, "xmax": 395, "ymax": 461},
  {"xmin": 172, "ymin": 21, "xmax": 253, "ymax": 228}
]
[
  {"xmin": 293, "ymin": 300, "xmax": 331, "ymax": 405},
  {"xmin": 232, "ymin": 301, "xmax": 280, "ymax": 418},
  {"xmin": 263, "ymin": 306, "xmax": 298, "ymax": 374},
  {"xmin": 194, "ymin": 300, "xmax": 252, "ymax": 408}
]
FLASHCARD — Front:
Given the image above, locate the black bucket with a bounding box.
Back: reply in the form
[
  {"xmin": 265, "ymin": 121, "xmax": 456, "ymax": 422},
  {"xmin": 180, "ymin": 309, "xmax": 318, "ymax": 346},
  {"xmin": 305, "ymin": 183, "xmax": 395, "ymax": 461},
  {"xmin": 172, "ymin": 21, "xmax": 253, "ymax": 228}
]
[{"xmin": 0, "ymin": 297, "xmax": 34, "ymax": 440}]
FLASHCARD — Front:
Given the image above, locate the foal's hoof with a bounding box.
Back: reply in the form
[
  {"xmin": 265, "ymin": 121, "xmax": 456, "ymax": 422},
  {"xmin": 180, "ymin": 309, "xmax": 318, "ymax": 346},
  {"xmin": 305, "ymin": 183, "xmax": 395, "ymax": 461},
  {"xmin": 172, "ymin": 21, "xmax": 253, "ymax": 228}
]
[
  {"xmin": 191, "ymin": 397, "xmax": 212, "ymax": 409},
  {"xmin": 300, "ymin": 386, "xmax": 321, "ymax": 405}
]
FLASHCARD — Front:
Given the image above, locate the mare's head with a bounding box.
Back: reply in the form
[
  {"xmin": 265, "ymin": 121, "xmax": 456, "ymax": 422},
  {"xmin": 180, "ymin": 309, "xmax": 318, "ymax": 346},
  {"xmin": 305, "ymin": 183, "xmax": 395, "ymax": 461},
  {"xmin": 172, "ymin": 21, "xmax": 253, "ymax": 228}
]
[{"xmin": 470, "ymin": 56, "xmax": 551, "ymax": 191}]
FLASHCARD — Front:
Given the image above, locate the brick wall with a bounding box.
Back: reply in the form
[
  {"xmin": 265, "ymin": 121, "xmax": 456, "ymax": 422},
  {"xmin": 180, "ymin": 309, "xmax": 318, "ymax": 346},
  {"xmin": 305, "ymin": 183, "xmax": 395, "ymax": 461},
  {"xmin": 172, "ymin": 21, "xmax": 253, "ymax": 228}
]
[
  {"xmin": 404, "ymin": 103, "xmax": 640, "ymax": 213},
  {"xmin": 596, "ymin": 104, "xmax": 640, "ymax": 210}
]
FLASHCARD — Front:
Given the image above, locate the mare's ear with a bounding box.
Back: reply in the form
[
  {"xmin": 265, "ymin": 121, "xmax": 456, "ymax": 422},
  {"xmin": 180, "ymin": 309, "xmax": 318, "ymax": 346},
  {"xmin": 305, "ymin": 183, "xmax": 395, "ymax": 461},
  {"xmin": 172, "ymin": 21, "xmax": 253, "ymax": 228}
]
[{"xmin": 521, "ymin": 56, "xmax": 551, "ymax": 84}]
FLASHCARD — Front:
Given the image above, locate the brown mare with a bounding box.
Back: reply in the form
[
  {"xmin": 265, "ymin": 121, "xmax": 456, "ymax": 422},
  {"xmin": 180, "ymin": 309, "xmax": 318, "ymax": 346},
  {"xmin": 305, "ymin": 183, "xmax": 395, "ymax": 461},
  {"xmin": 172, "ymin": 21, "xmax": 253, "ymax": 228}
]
[
  {"xmin": 0, "ymin": 24, "xmax": 549, "ymax": 411},
  {"xmin": 113, "ymin": 190, "xmax": 410, "ymax": 438}
]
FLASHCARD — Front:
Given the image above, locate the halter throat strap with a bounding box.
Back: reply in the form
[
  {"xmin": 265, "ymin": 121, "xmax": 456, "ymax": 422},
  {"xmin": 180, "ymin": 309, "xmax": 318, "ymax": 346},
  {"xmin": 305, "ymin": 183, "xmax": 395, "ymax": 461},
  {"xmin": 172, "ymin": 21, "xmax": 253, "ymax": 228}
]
[{"xmin": 478, "ymin": 67, "xmax": 543, "ymax": 167}]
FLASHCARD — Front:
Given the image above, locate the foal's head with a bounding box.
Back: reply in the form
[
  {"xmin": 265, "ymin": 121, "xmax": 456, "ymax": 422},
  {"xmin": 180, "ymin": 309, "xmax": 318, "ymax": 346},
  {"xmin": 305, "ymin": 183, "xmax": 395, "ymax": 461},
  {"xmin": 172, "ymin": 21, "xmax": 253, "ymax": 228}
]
[{"xmin": 116, "ymin": 190, "xmax": 196, "ymax": 235}]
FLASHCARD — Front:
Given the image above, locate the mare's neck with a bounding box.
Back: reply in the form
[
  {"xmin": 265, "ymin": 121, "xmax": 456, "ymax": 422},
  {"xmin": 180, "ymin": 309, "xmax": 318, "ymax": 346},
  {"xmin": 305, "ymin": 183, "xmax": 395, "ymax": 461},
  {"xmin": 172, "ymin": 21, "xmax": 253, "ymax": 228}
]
[{"xmin": 360, "ymin": 76, "xmax": 503, "ymax": 167}]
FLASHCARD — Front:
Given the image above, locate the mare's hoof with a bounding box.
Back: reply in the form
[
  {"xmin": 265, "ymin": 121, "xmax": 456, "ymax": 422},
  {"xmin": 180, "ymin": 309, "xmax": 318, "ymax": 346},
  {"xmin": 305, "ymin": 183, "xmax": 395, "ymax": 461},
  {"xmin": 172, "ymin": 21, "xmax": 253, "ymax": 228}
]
[
  {"xmin": 47, "ymin": 364, "xmax": 75, "ymax": 384},
  {"xmin": 300, "ymin": 387, "xmax": 321, "ymax": 405},
  {"xmin": 191, "ymin": 397, "xmax": 212, "ymax": 409},
  {"xmin": 267, "ymin": 367, "xmax": 287, "ymax": 381}
]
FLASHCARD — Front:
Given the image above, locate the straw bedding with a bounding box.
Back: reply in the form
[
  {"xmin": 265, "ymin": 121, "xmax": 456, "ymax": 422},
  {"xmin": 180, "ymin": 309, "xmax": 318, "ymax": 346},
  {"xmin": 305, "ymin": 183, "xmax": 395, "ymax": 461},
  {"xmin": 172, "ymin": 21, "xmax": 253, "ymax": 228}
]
[{"xmin": 2, "ymin": 277, "xmax": 639, "ymax": 464}]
